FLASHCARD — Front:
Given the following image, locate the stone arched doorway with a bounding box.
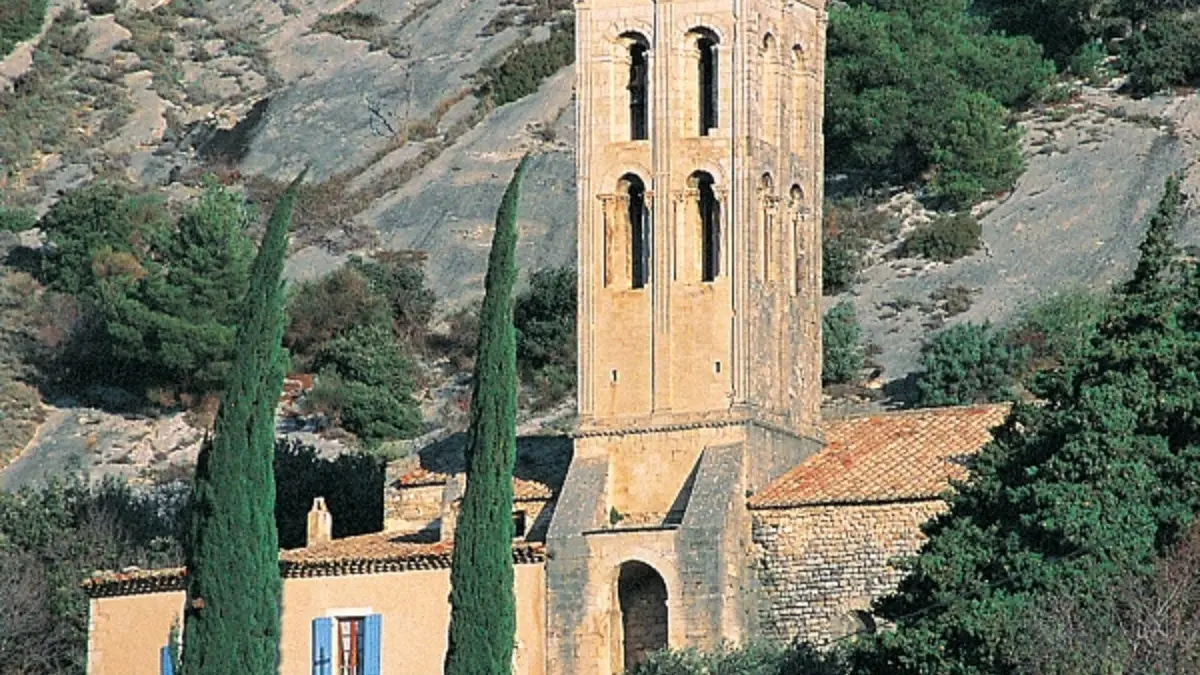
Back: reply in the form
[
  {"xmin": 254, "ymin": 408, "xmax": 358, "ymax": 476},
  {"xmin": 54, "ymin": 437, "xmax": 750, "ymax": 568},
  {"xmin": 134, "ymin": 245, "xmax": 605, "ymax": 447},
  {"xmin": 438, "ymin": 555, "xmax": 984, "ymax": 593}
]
[{"xmin": 617, "ymin": 561, "xmax": 668, "ymax": 671}]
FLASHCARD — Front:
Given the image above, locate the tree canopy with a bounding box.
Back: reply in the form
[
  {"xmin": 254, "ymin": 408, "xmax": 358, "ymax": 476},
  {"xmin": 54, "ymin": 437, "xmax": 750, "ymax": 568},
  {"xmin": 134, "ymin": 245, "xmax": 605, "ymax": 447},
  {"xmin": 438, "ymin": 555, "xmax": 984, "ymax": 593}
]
[{"xmin": 854, "ymin": 176, "xmax": 1200, "ymax": 674}]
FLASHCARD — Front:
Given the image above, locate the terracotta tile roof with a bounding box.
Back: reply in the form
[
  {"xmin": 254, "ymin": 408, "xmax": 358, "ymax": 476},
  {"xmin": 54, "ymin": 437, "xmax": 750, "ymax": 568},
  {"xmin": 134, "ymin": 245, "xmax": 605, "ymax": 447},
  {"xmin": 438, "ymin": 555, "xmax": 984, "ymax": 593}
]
[
  {"xmin": 749, "ymin": 403, "xmax": 1011, "ymax": 509},
  {"xmin": 82, "ymin": 534, "xmax": 546, "ymax": 598}
]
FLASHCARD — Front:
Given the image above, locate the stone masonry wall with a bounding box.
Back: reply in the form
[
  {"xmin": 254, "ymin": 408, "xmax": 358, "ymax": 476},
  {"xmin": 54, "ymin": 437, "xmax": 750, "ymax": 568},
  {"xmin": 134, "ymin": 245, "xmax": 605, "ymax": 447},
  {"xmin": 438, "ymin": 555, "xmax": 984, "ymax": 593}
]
[{"xmin": 751, "ymin": 500, "xmax": 945, "ymax": 646}]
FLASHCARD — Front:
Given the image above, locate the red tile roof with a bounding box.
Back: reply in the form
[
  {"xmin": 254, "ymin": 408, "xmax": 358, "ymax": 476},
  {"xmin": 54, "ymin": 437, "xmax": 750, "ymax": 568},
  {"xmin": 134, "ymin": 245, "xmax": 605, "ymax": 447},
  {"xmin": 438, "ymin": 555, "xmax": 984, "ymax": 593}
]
[
  {"xmin": 82, "ymin": 534, "xmax": 545, "ymax": 598},
  {"xmin": 749, "ymin": 403, "xmax": 1011, "ymax": 509}
]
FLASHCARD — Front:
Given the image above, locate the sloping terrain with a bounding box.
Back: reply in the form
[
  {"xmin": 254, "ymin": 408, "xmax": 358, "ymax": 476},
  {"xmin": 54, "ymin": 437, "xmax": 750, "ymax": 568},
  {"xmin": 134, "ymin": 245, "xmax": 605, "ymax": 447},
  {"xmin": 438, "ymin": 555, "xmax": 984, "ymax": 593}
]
[
  {"xmin": 3, "ymin": 0, "xmax": 1200, "ymax": 489},
  {"xmin": 841, "ymin": 89, "xmax": 1200, "ymax": 383}
]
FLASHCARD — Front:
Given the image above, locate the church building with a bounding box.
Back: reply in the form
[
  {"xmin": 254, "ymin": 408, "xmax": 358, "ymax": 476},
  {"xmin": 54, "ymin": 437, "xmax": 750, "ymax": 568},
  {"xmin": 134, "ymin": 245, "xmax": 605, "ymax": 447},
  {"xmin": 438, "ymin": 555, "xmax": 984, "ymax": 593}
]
[{"xmin": 82, "ymin": 0, "xmax": 1013, "ymax": 671}]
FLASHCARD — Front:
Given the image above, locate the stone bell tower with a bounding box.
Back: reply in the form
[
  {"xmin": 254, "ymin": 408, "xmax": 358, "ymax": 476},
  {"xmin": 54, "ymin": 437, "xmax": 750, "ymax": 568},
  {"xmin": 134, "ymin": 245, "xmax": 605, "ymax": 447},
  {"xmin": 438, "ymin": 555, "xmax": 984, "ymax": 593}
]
[{"xmin": 545, "ymin": 0, "xmax": 827, "ymax": 671}]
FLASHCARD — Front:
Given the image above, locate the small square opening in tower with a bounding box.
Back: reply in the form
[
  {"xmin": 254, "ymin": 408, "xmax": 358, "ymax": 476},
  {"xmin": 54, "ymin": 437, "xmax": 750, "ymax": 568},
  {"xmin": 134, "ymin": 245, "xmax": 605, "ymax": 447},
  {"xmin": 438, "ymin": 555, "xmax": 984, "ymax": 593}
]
[
  {"xmin": 714, "ymin": 361, "xmax": 722, "ymax": 373},
  {"xmin": 611, "ymin": 369, "xmax": 619, "ymax": 383}
]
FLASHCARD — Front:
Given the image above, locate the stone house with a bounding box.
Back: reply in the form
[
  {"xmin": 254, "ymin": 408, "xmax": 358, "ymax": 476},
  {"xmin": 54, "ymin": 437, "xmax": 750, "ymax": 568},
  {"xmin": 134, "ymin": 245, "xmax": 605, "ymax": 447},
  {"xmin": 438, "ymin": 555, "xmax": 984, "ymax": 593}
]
[{"xmin": 82, "ymin": 0, "xmax": 1017, "ymax": 670}]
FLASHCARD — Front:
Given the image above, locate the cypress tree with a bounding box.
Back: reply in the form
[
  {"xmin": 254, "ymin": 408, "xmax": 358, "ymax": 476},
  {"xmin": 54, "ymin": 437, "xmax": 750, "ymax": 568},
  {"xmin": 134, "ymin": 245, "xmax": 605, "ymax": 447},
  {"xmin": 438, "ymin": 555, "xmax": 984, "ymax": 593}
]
[
  {"xmin": 444, "ymin": 156, "xmax": 528, "ymax": 675},
  {"xmin": 181, "ymin": 169, "xmax": 307, "ymax": 675}
]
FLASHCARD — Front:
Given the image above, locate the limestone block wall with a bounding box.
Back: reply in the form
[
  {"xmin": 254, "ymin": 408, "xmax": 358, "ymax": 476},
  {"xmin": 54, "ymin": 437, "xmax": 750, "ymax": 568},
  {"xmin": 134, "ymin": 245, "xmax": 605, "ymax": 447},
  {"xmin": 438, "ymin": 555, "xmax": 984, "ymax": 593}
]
[{"xmin": 750, "ymin": 500, "xmax": 945, "ymax": 645}]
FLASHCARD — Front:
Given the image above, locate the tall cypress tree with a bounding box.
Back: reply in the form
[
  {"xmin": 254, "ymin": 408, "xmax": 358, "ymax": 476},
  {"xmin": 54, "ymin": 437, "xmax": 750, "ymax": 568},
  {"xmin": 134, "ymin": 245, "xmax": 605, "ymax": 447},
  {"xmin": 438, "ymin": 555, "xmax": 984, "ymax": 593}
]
[
  {"xmin": 444, "ymin": 156, "xmax": 528, "ymax": 675},
  {"xmin": 181, "ymin": 169, "xmax": 307, "ymax": 675}
]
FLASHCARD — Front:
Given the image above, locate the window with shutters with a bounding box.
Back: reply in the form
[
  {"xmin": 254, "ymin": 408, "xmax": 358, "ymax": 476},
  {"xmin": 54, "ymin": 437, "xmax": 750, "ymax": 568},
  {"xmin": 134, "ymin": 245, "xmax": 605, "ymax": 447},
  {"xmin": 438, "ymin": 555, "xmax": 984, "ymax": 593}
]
[
  {"xmin": 313, "ymin": 613, "xmax": 381, "ymax": 675},
  {"xmin": 338, "ymin": 618, "xmax": 365, "ymax": 675}
]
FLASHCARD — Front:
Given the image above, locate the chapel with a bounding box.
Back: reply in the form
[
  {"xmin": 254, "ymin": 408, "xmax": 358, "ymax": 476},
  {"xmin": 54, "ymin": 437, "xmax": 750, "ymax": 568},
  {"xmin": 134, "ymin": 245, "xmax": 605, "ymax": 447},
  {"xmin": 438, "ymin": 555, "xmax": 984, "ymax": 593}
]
[{"xmin": 82, "ymin": 0, "xmax": 1012, "ymax": 672}]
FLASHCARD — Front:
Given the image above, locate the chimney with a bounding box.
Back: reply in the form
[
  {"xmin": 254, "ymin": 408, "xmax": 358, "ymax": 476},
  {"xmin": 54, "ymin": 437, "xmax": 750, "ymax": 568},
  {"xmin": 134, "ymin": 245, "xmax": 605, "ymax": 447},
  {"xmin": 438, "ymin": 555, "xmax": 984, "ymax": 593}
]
[
  {"xmin": 307, "ymin": 497, "xmax": 332, "ymax": 547},
  {"xmin": 439, "ymin": 474, "xmax": 466, "ymax": 544}
]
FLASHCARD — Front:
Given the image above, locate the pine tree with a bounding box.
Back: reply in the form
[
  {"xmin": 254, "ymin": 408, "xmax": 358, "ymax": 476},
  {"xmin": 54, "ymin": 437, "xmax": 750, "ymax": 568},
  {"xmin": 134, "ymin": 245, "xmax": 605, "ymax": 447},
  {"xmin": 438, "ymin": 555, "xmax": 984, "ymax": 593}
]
[
  {"xmin": 853, "ymin": 176, "xmax": 1200, "ymax": 674},
  {"xmin": 444, "ymin": 156, "xmax": 528, "ymax": 675},
  {"xmin": 180, "ymin": 169, "xmax": 306, "ymax": 675}
]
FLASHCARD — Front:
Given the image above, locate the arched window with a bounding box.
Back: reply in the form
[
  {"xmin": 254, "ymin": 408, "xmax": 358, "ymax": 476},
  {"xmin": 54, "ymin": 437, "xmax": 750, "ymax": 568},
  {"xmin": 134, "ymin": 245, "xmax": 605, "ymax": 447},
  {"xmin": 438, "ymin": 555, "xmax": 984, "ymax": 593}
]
[
  {"xmin": 624, "ymin": 34, "xmax": 650, "ymax": 141},
  {"xmin": 761, "ymin": 33, "xmax": 778, "ymax": 143},
  {"xmin": 760, "ymin": 173, "xmax": 775, "ymax": 283},
  {"xmin": 605, "ymin": 173, "xmax": 650, "ymax": 289},
  {"xmin": 628, "ymin": 176, "xmax": 650, "ymax": 288},
  {"xmin": 689, "ymin": 29, "xmax": 719, "ymax": 136},
  {"xmin": 689, "ymin": 171, "xmax": 720, "ymax": 282},
  {"xmin": 790, "ymin": 184, "xmax": 804, "ymax": 293},
  {"xmin": 792, "ymin": 44, "xmax": 805, "ymax": 155}
]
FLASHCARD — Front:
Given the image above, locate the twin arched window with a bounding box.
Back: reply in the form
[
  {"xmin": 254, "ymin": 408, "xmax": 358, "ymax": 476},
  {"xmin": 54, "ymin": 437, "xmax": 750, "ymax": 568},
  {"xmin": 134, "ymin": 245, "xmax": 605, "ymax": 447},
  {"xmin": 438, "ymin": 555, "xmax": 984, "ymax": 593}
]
[
  {"xmin": 619, "ymin": 29, "xmax": 721, "ymax": 141},
  {"xmin": 604, "ymin": 172, "xmax": 723, "ymax": 289}
]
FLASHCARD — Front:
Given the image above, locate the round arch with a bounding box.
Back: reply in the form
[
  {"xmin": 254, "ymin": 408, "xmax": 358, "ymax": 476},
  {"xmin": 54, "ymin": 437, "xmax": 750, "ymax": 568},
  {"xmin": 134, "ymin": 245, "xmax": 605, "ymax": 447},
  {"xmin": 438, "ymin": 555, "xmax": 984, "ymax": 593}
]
[{"xmin": 615, "ymin": 560, "xmax": 669, "ymax": 672}]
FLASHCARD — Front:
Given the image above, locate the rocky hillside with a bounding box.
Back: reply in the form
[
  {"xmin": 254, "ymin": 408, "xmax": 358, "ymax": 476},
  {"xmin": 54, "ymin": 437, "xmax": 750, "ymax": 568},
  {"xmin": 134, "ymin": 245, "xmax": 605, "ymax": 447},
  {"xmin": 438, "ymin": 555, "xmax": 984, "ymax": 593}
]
[{"xmin": 2, "ymin": 0, "xmax": 1200, "ymax": 488}]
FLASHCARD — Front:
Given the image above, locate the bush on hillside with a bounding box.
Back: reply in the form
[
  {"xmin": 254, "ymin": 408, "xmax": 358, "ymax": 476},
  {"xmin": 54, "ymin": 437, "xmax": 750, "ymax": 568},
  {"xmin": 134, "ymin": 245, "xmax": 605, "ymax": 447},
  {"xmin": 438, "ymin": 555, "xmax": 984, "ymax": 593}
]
[
  {"xmin": 347, "ymin": 252, "xmax": 437, "ymax": 344},
  {"xmin": 825, "ymin": 0, "xmax": 1052, "ymax": 206},
  {"xmin": 1120, "ymin": 12, "xmax": 1200, "ymax": 97},
  {"xmin": 478, "ymin": 26, "xmax": 574, "ymax": 107},
  {"xmin": 821, "ymin": 199, "xmax": 898, "ymax": 295},
  {"xmin": 308, "ymin": 323, "xmax": 422, "ymax": 445},
  {"xmin": 37, "ymin": 183, "xmax": 171, "ymax": 298},
  {"xmin": 1006, "ymin": 289, "xmax": 1107, "ymax": 372},
  {"xmin": 914, "ymin": 321, "xmax": 1028, "ymax": 407},
  {"xmin": 823, "ymin": 301, "xmax": 864, "ymax": 385},
  {"xmin": 429, "ymin": 303, "xmax": 481, "ymax": 372},
  {"xmin": 0, "ymin": 0, "xmax": 48, "ymax": 58},
  {"xmin": 514, "ymin": 267, "xmax": 576, "ymax": 407},
  {"xmin": 285, "ymin": 266, "xmax": 391, "ymax": 371},
  {"xmin": 0, "ymin": 206, "xmax": 36, "ymax": 233},
  {"xmin": 904, "ymin": 213, "xmax": 982, "ymax": 263}
]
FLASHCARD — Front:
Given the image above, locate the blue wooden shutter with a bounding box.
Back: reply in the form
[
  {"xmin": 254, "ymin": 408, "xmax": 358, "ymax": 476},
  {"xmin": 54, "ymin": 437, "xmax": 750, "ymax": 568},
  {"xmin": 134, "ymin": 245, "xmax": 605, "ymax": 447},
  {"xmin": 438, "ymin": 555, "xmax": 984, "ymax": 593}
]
[
  {"xmin": 312, "ymin": 617, "xmax": 333, "ymax": 675},
  {"xmin": 159, "ymin": 645, "xmax": 174, "ymax": 675},
  {"xmin": 363, "ymin": 614, "xmax": 382, "ymax": 675}
]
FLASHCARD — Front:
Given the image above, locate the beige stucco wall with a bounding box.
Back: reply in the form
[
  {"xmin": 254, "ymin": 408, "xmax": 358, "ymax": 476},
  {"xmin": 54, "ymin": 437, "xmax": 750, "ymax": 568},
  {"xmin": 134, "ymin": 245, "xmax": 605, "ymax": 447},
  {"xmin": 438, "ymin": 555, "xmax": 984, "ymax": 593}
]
[
  {"xmin": 89, "ymin": 564, "xmax": 547, "ymax": 675},
  {"xmin": 88, "ymin": 591, "xmax": 186, "ymax": 675}
]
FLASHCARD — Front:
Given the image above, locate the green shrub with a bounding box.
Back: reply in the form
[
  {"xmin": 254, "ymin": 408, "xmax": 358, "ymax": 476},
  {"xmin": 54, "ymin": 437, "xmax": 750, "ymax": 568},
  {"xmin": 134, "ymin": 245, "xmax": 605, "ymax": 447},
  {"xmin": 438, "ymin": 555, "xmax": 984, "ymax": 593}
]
[
  {"xmin": 0, "ymin": 0, "xmax": 48, "ymax": 58},
  {"xmin": 478, "ymin": 25, "xmax": 574, "ymax": 107},
  {"xmin": 285, "ymin": 266, "xmax": 391, "ymax": 370},
  {"xmin": 0, "ymin": 206, "xmax": 36, "ymax": 233},
  {"xmin": 822, "ymin": 234, "xmax": 861, "ymax": 295},
  {"xmin": 430, "ymin": 303, "xmax": 480, "ymax": 371},
  {"xmin": 309, "ymin": 323, "xmax": 422, "ymax": 445},
  {"xmin": 1069, "ymin": 41, "xmax": 1107, "ymax": 82},
  {"xmin": 1006, "ymin": 289, "xmax": 1107, "ymax": 371},
  {"xmin": 825, "ymin": 0, "xmax": 1052, "ymax": 206},
  {"xmin": 914, "ymin": 321, "xmax": 1028, "ymax": 407},
  {"xmin": 347, "ymin": 252, "xmax": 437, "ymax": 344},
  {"xmin": 84, "ymin": 0, "xmax": 119, "ymax": 15},
  {"xmin": 515, "ymin": 267, "xmax": 576, "ymax": 374},
  {"xmin": 904, "ymin": 213, "xmax": 982, "ymax": 263},
  {"xmin": 924, "ymin": 92, "xmax": 1025, "ymax": 208},
  {"xmin": 822, "ymin": 301, "xmax": 863, "ymax": 385},
  {"xmin": 1120, "ymin": 12, "xmax": 1200, "ymax": 97},
  {"xmin": 37, "ymin": 183, "xmax": 170, "ymax": 297}
]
